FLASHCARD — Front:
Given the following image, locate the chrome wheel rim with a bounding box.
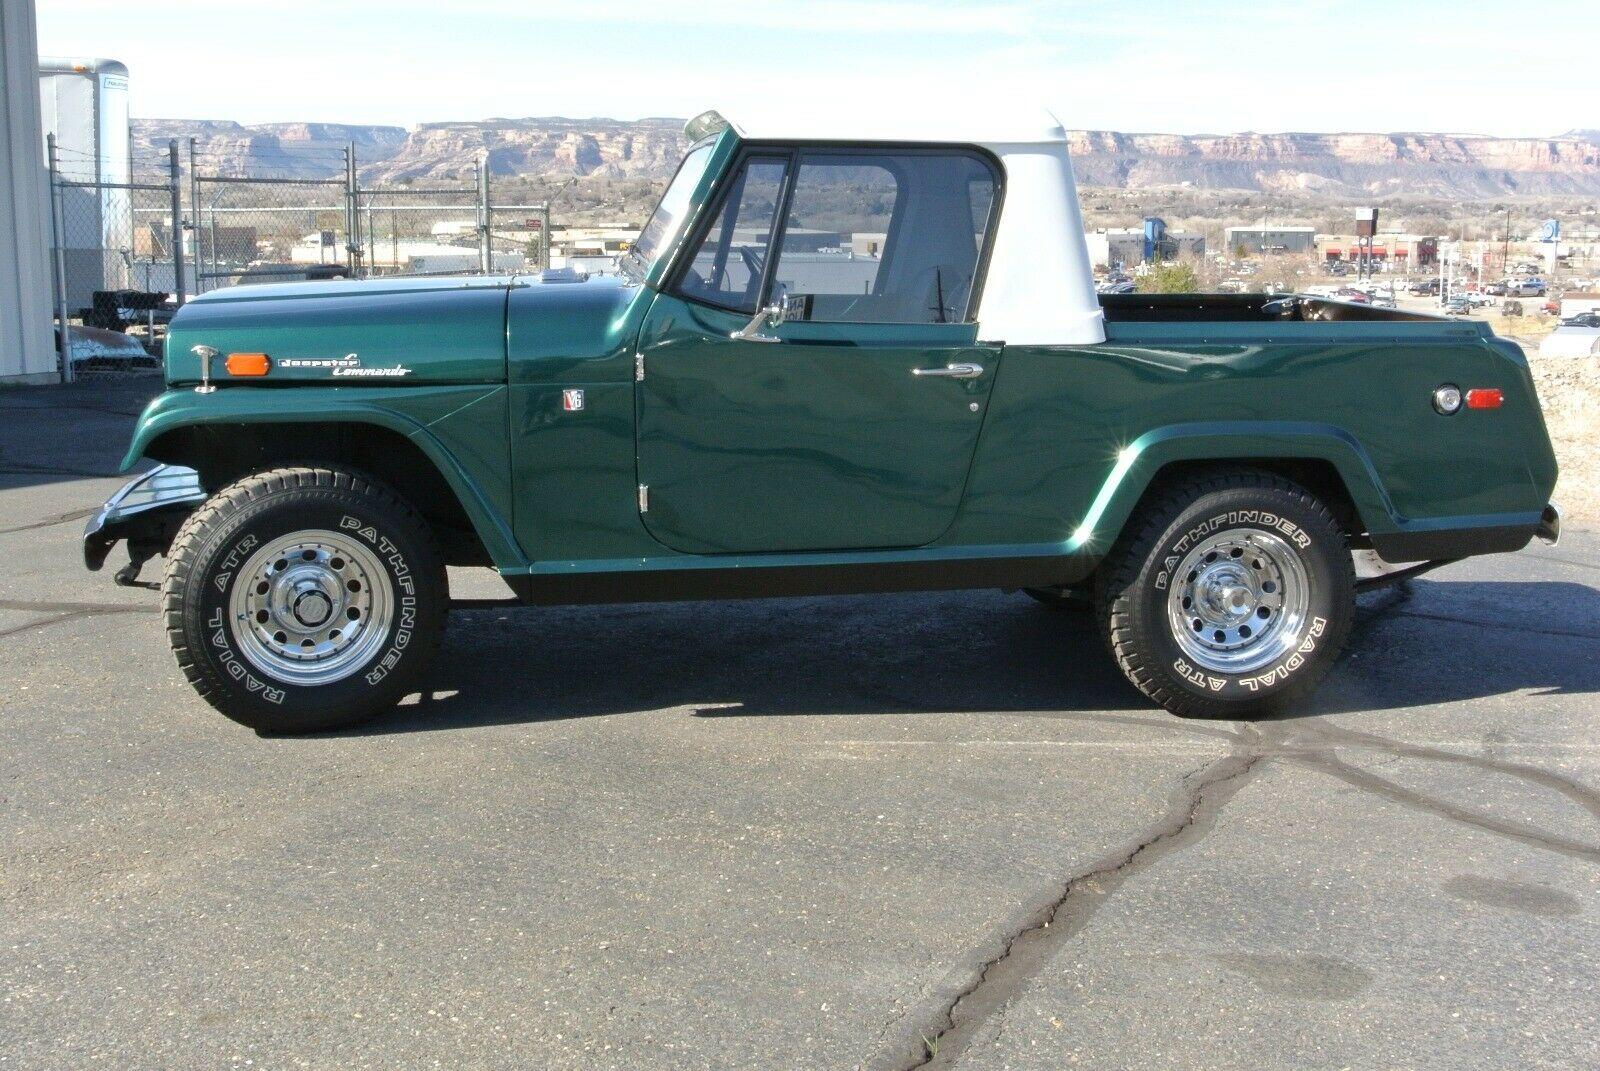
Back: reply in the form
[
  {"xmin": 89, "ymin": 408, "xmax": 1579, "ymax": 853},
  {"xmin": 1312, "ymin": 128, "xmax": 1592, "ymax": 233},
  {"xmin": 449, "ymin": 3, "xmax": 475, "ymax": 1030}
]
[
  {"xmin": 227, "ymin": 529, "xmax": 392, "ymax": 686},
  {"xmin": 1166, "ymin": 528, "xmax": 1310, "ymax": 674}
]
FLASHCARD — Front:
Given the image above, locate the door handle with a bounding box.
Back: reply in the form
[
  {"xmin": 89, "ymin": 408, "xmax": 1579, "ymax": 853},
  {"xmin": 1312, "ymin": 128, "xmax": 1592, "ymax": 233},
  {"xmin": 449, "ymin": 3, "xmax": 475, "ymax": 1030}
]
[{"xmin": 911, "ymin": 363, "xmax": 984, "ymax": 379}]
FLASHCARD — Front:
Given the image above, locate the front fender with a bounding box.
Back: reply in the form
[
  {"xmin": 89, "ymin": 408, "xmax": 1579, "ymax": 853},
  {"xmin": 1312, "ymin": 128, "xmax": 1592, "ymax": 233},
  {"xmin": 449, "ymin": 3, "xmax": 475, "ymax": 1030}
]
[{"xmin": 124, "ymin": 386, "xmax": 526, "ymax": 569}]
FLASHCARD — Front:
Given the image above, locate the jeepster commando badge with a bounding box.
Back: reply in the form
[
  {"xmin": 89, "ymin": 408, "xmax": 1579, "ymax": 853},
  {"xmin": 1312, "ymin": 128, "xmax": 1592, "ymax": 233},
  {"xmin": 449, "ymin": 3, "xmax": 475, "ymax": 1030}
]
[{"xmin": 277, "ymin": 354, "xmax": 412, "ymax": 378}]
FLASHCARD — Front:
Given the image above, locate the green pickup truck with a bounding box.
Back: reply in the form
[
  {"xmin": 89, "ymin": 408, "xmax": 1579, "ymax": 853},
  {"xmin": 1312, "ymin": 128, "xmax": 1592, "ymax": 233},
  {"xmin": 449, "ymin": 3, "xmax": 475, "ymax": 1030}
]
[{"xmin": 85, "ymin": 109, "xmax": 1560, "ymax": 733}]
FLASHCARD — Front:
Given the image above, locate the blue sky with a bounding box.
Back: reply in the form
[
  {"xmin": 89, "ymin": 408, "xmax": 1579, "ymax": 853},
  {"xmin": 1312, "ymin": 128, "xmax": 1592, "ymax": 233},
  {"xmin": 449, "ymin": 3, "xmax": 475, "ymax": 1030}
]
[{"xmin": 37, "ymin": 0, "xmax": 1598, "ymax": 136}]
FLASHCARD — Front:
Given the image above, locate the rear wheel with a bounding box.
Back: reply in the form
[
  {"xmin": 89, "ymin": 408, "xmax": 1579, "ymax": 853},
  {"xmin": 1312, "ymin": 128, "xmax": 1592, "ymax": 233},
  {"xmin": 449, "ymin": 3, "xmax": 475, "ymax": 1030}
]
[
  {"xmin": 1096, "ymin": 470, "xmax": 1354, "ymax": 718},
  {"xmin": 163, "ymin": 466, "xmax": 446, "ymax": 733}
]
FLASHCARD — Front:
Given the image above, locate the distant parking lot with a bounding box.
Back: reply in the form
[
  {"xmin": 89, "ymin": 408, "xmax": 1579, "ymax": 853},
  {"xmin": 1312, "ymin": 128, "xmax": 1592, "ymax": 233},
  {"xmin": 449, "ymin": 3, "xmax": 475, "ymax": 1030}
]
[{"xmin": 4, "ymin": 377, "xmax": 1600, "ymax": 1069}]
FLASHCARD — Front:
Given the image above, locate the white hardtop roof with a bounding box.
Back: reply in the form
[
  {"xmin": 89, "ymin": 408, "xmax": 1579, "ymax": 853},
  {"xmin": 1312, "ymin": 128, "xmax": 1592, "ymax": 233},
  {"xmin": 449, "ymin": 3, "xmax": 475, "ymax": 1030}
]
[
  {"xmin": 683, "ymin": 107, "xmax": 1105, "ymax": 347},
  {"xmin": 689, "ymin": 108, "xmax": 1068, "ymax": 148}
]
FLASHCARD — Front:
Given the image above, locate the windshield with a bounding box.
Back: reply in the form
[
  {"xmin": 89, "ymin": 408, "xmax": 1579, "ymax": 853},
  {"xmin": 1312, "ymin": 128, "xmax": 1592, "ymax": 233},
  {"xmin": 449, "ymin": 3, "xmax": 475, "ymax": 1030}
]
[{"xmin": 621, "ymin": 143, "xmax": 716, "ymax": 282}]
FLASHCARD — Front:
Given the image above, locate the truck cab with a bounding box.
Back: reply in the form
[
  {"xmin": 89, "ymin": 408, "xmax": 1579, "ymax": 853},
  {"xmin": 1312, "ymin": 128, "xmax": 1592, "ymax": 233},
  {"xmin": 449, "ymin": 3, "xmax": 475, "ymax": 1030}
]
[{"xmin": 86, "ymin": 108, "xmax": 1560, "ymax": 733}]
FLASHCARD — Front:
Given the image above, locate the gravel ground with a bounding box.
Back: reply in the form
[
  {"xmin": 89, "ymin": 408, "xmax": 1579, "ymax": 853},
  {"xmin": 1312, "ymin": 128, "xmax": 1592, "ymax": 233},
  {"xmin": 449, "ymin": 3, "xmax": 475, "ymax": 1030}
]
[{"xmin": 1528, "ymin": 352, "xmax": 1600, "ymax": 524}]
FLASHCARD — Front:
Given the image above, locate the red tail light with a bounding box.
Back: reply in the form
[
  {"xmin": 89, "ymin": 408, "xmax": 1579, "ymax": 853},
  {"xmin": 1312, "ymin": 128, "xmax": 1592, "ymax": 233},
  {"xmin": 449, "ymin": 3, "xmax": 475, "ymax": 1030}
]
[{"xmin": 1465, "ymin": 388, "xmax": 1503, "ymax": 410}]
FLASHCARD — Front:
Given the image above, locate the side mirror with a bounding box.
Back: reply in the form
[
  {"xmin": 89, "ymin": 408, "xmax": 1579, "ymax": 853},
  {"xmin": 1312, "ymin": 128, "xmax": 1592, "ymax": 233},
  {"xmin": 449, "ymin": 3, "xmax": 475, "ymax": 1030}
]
[
  {"xmin": 730, "ymin": 293, "xmax": 812, "ymax": 343},
  {"xmin": 777, "ymin": 292, "xmax": 813, "ymax": 322}
]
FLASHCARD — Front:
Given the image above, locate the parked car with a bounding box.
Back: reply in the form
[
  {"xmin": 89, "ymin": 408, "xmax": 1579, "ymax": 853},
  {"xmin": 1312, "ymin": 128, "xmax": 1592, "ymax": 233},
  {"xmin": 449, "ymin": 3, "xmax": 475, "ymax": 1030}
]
[
  {"xmin": 83, "ymin": 107, "xmax": 1561, "ymax": 732},
  {"xmin": 1333, "ymin": 287, "xmax": 1371, "ymax": 303},
  {"xmin": 1484, "ymin": 282, "xmax": 1509, "ymax": 296},
  {"xmin": 1507, "ymin": 278, "xmax": 1547, "ymax": 297},
  {"xmin": 1540, "ymin": 325, "xmax": 1600, "ymax": 357},
  {"xmin": 1561, "ymin": 312, "xmax": 1600, "ymax": 328}
]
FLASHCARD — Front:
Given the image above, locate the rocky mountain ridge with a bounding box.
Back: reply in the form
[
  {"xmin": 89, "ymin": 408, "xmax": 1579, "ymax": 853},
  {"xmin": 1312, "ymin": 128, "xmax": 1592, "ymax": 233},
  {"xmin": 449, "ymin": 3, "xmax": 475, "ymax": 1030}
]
[{"xmin": 132, "ymin": 117, "xmax": 1600, "ymax": 197}]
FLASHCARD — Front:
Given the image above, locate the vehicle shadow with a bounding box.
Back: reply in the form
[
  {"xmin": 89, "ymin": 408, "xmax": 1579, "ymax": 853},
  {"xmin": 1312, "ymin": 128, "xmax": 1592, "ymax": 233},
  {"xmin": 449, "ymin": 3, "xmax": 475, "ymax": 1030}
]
[
  {"xmin": 0, "ymin": 377, "xmax": 160, "ymax": 492},
  {"xmin": 347, "ymin": 578, "xmax": 1600, "ymax": 735}
]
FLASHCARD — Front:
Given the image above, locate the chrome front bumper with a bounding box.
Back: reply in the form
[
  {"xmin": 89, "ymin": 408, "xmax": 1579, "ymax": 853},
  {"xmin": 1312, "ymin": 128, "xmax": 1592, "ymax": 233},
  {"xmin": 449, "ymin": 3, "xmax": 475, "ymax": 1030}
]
[
  {"xmin": 83, "ymin": 465, "xmax": 207, "ymax": 574},
  {"xmin": 1536, "ymin": 502, "xmax": 1562, "ymax": 547}
]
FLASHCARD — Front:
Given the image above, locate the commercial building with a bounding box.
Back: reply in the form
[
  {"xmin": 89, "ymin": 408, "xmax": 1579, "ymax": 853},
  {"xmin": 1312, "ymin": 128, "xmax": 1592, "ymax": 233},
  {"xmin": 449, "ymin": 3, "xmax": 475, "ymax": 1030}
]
[
  {"xmin": 0, "ymin": 0, "xmax": 55, "ymax": 382},
  {"xmin": 1085, "ymin": 225, "xmax": 1204, "ymax": 268},
  {"xmin": 1223, "ymin": 225, "xmax": 1317, "ymax": 255},
  {"xmin": 1316, "ymin": 233, "xmax": 1439, "ymax": 268}
]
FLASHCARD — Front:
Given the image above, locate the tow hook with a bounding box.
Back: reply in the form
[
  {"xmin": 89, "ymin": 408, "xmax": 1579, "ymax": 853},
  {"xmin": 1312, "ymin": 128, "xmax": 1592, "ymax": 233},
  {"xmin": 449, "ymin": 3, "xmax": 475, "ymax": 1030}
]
[{"xmin": 113, "ymin": 546, "xmax": 160, "ymax": 590}]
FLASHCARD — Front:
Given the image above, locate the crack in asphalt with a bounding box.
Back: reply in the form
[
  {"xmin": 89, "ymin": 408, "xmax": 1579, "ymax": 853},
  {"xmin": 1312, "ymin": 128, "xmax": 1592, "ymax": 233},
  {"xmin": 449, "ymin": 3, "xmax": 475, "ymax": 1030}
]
[
  {"xmin": 0, "ymin": 507, "xmax": 95, "ymax": 535},
  {"xmin": 873, "ymin": 710, "xmax": 1600, "ymax": 1071},
  {"xmin": 1293, "ymin": 749, "xmax": 1600, "ymax": 864},
  {"xmin": 1307, "ymin": 722, "xmax": 1600, "ymax": 823},
  {"xmin": 1377, "ymin": 608, "xmax": 1600, "ymax": 642},
  {"xmin": 1522, "ymin": 550, "xmax": 1600, "ymax": 575},
  {"xmin": 0, "ymin": 597, "xmax": 152, "ymax": 640},
  {"xmin": 0, "ymin": 458, "xmax": 122, "ymax": 479},
  {"xmin": 877, "ymin": 727, "xmax": 1271, "ymax": 1071}
]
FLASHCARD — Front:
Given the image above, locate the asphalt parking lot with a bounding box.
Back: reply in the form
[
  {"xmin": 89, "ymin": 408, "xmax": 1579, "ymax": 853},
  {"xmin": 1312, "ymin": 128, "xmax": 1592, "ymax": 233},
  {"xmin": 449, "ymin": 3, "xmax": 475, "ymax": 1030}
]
[{"xmin": 3, "ymin": 377, "xmax": 1599, "ymax": 1070}]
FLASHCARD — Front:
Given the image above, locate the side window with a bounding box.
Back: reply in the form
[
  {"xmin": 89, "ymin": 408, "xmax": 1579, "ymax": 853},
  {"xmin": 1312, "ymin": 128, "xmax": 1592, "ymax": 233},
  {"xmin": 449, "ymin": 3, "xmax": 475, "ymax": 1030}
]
[
  {"xmin": 769, "ymin": 151, "xmax": 998, "ymax": 324},
  {"xmin": 677, "ymin": 156, "xmax": 787, "ymax": 314}
]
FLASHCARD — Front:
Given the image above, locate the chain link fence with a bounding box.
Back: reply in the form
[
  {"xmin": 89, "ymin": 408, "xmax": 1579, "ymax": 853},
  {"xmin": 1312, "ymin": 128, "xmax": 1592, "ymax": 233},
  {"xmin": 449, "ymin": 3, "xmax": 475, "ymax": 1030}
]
[
  {"xmin": 192, "ymin": 174, "xmax": 351, "ymax": 293},
  {"xmin": 46, "ymin": 137, "xmax": 550, "ymax": 382}
]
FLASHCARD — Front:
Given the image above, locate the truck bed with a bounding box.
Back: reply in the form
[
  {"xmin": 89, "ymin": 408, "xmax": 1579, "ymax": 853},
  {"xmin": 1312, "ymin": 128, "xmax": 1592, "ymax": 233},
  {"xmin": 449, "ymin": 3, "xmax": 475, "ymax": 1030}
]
[{"xmin": 1099, "ymin": 292, "xmax": 1442, "ymax": 324}]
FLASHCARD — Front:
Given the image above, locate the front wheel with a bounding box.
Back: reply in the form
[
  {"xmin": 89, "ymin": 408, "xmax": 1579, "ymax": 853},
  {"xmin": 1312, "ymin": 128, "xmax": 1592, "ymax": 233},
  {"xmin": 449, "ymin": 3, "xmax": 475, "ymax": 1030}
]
[
  {"xmin": 1096, "ymin": 470, "xmax": 1355, "ymax": 719},
  {"xmin": 163, "ymin": 466, "xmax": 447, "ymax": 733}
]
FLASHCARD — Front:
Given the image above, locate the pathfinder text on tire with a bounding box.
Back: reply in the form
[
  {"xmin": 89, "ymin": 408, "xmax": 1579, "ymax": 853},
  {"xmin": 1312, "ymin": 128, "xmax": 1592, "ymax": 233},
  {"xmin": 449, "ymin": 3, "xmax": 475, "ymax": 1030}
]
[{"xmin": 162, "ymin": 467, "xmax": 445, "ymax": 733}]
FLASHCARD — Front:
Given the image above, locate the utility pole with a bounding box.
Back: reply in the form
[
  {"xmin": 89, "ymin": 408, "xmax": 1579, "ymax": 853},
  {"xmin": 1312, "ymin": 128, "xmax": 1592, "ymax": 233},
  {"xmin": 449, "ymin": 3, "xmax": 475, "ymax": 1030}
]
[
  {"xmin": 168, "ymin": 140, "xmax": 186, "ymax": 305},
  {"xmin": 344, "ymin": 142, "xmax": 362, "ymax": 277},
  {"xmin": 187, "ymin": 137, "xmax": 201, "ymax": 294},
  {"xmin": 477, "ymin": 153, "xmax": 492, "ymax": 274},
  {"xmin": 1502, "ymin": 207, "xmax": 1511, "ymax": 281}
]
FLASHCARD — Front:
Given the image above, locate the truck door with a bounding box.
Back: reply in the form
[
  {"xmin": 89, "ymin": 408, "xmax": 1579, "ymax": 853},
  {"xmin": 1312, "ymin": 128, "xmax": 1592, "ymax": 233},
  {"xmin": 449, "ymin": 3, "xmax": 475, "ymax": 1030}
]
[{"xmin": 635, "ymin": 148, "xmax": 1003, "ymax": 555}]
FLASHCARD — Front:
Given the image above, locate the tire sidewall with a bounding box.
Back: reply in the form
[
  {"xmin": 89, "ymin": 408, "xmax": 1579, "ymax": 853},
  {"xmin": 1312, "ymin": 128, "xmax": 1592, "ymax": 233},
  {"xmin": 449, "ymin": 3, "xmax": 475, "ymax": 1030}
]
[
  {"xmin": 1131, "ymin": 490, "xmax": 1347, "ymax": 706},
  {"xmin": 180, "ymin": 487, "xmax": 441, "ymax": 729}
]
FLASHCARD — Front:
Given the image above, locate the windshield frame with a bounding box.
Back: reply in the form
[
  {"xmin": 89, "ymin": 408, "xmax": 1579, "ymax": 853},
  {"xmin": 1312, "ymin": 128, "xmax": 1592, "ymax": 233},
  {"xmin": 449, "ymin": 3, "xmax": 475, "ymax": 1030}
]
[{"xmin": 620, "ymin": 135, "xmax": 730, "ymax": 285}]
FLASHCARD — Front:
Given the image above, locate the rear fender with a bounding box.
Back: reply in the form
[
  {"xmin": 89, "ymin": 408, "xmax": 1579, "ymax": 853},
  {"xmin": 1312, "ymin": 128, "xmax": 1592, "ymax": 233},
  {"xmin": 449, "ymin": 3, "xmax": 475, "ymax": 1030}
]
[{"xmin": 1072, "ymin": 421, "xmax": 1396, "ymax": 552}]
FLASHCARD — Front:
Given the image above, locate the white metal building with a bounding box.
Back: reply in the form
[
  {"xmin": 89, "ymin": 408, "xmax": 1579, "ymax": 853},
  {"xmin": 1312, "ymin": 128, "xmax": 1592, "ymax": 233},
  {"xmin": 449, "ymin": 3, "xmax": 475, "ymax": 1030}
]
[
  {"xmin": 0, "ymin": 0, "xmax": 55, "ymax": 383},
  {"xmin": 40, "ymin": 56, "xmax": 131, "ymax": 308}
]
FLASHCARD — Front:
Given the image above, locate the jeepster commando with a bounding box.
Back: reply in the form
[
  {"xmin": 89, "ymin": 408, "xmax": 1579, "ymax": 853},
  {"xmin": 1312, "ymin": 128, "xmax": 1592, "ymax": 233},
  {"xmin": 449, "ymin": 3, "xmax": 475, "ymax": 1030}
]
[{"xmin": 84, "ymin": 109, "xmax": 1561, "ymax": 732}]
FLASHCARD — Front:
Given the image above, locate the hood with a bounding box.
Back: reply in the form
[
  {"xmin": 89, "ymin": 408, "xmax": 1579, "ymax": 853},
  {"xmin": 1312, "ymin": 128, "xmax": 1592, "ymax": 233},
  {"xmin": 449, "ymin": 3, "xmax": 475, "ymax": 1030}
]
[
  {"xmin": 166, "ymin": 271, "xmax": 646, "ymax": 388},
  {"xmin": 167, "ymin": 275, "xmax": 516, "ymax": 386}
]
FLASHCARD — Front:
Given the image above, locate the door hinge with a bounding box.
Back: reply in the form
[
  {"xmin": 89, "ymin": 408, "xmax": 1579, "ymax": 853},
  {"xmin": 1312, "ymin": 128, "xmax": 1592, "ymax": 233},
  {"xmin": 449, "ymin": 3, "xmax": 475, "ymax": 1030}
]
[
  {"xmin": 638, "ymin": 484, "xmax": 649, "ymax": 512},
  {"xmin": 634, "ymin": 352, "xmax": 645, "ymax": 381}
]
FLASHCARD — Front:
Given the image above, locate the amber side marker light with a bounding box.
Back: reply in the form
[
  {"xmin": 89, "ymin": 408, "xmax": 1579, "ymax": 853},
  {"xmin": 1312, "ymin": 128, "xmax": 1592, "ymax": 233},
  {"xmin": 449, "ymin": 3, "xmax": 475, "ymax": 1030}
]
[
  {"xmin": 1465, "ymin": 388, "xmax": 1504, "ymax": 410},
  {"xmin": 226, "ymin": 353, "xmax": 271, "ymax": 376}
]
